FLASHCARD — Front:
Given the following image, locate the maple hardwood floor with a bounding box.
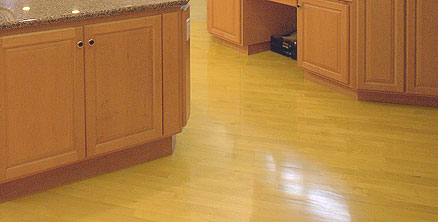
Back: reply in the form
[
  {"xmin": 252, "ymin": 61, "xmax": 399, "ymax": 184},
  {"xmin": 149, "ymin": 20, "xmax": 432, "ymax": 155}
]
[{"xmin": 1, "ymin": 21, "xmax": 438, "ymax": 222}]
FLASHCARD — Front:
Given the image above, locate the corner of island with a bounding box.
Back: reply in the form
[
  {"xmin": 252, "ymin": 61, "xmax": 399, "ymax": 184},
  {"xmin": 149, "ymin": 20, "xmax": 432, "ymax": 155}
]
[{"xmin": 0, "ymin": 0, "xmax": 191, "ymax": 202}]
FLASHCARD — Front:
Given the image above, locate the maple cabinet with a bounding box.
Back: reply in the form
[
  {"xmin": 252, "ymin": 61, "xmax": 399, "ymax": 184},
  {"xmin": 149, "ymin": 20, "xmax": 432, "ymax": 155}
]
[
  {"xmin": 298, "ymin": 0, "xmax": 350, "ymax": 85},
  {"xmin": 207, "ymin": 0, "xmax": 437, "ymax": 106},
  {"xmin": 0, "ymin": 9, "xmax": 190, "ymax": 183},
  {"xmin": 355, "ymin": 0, "xmax": 438, "ymax": 101},
  {"xmin": 300, "ymin": 0, "xmax": 438, "ymax": 106},
  {"xmin": 207, "ymin": 0, "xmax": 241, "ymax": 44},
  {"xmin": 207, "ymin": 0, "xmax": 296, "ymax": 54},
  {"xmin": 357, "ymin": 0, "xmax": 405, "ymax": 92},
  {"xmin": 85, "ymin": 16, "xmax": 163, "ymax": 157},
  {"xmin": 406, "ymin": 0, "xmax": 438, "ymax": 96},
  {"xmin": 0, "ymin": 27, "xmax": 86, "ymax": 181},
  {"xmin": 182, "ymin": 6, "xmax": 191, "ymax": 126}
]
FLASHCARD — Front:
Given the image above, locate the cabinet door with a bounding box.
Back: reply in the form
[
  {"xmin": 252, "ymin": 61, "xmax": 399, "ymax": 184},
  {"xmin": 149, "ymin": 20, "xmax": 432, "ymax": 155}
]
[
  {"xmin": 406, "ymin": 0, "xmax": 438, "ymax": 96},
  {"xmin": 298, "ymin": 0, "xmax": 350, "ymax": 85},
  {"xmin": 357, "ymin": 0, "xmax": 405, "ymax": 92},
  {"xmin": 207, "ymin": 0, "xmax": 241, "ymax": 44},
  {"xmin": 0, "ymin": 28, "xmax": 85, "ymax": 182},
  {"xmin": 85, "ymin": 16, "xmax": 163, "ymax": 157}
]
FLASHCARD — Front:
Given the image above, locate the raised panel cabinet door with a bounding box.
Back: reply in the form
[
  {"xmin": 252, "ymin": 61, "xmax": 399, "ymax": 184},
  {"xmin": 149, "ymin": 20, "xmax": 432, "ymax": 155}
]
[
  {"xmin": 298, "ymin": 0, "xmax": 350, "ymax": 85},
  {"xmin": 207, "ymin": 0, "xmax": 241, "ymax": 44},
  {"xmin": 406, "ymin": 0, "xmax": 438, "ymax": 96},
  {"xmin": 85, "ymin": 16, "xmax": 163, "ymax": 157},
  {"xmin": 357, "ymin": 0, "xmax": 405, "ymax": 92},
  {"xmin": 0, "ymin": 27, "xmax": 86, "ymax": 182}
]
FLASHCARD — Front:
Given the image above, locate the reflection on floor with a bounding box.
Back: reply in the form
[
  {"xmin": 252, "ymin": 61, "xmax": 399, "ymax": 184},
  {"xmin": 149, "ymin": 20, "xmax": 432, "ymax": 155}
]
[{"xmin": 1, "ymin": 22, "xmax": 437, "ymax": 222}]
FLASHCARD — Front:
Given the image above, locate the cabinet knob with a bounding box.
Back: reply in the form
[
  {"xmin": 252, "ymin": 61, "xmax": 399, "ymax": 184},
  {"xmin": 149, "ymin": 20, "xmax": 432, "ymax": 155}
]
[
  {"xmin": 88, "ymin": 39, "xmax": 95, "ymax": 46},
  {"xmin": 77, "ymin": 41, "xmax": 84, "ymax": 48},
  {"xmin": 297, "ymin": 4, "xmax": 302, "ymax": 8}
]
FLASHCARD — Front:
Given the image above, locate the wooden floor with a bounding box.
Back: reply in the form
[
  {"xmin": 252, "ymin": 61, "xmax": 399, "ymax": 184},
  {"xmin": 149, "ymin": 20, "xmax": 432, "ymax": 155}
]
[{"xmin": 1, "ymin": 21, "xmax": 438, "ymax": 221}]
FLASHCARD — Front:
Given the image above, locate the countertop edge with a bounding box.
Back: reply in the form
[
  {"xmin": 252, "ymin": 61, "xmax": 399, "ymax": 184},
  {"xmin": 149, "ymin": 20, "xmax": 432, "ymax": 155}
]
[{"xmin": 0, "ymin": 1, "xmax": 189, "ymax": 32}]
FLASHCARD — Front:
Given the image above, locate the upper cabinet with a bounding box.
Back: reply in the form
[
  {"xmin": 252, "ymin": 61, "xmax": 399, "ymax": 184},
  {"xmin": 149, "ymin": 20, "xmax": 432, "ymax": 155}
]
[
  {"xmin": 0, "ymin": 28, "xmax": 86, "ymax": 181},
  {"xmin": 84, "ymin": 16, "xmax": 163, "ymax": 157},
  {"xmin": 357, "ymin": 0, "xmax": 405, "ymax": 92},
  {"xmin": 406, "ymin": 0, "xmax": 438, "ymax": 96},
  {"xmin": 298, "ymin": 0, "xmax": 350, "ymax": 85},
  {"xmin": 207, "ymin": 0, "xmax": 241, "ymax": 44}
]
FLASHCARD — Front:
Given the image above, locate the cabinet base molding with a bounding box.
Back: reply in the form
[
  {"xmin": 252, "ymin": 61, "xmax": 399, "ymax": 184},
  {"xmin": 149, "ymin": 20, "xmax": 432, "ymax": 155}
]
[
  {"xmin": 304, "ymin": 71, "xmax": 358, "ymax": 99},
  {"xmin": 305, "ymin": 71, "xmax": 438, "ymax": 108},
  {"xmin": 357, "ymin": 91, "xmax": 438, "ymax": 108},
  {"xmin": 211, "ymin": 36, "xmax": 271, "ymax": 55},
  {"xmin": 0, "ymin": 136, "xmax": 175, "ymax": 203}
]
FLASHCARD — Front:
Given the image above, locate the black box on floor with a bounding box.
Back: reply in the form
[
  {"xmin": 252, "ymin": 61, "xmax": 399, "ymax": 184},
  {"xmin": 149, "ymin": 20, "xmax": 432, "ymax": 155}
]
[{"xmin": 270, "ymin": 31, "xmax": 297, "ymax": 60}]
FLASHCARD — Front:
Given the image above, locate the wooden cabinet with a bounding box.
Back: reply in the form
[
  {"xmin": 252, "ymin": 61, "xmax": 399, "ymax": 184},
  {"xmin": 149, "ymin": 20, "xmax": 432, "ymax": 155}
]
[
  {"xmin": 298, "ymin": 0, "xmax": 350, "ymax": 85},
  {"xmin": 406, "ymin": 0, "xmax": 438, "ymax": 96},
  {"xmin": 207, "ymin": 0, "xmax": 241, "ymax": 44},
  {"xmin": 182, "ymin": 6, "xmax": 191, "ymax": 126},
  {"xmin": 0, "ymin": 28, "xmax": 86, "ymax": 181},
  {"xmin": 162, "ymin": 8, "xmax": 190, "ymax": 136},
  {"xmin": 357, "ymin": 0, "xmax": 405, "ymax": 92},
  {"xmin": 266, "ymin": 0, "xmax": 297, "ymax": 7},
  {"xmin": 357, "ymin": 0, "xmax": 437, "ymax": 96},
  {"xmin": 0, "ymin": 11, "xmax": 190, "ymax": 183},
  {"xmin": 85, "ymin": 16, "xmax": 163, "ymax": 157},
  {"xmin": 207, "ymin": 0, "xmax": 296, "ymax": 54}
]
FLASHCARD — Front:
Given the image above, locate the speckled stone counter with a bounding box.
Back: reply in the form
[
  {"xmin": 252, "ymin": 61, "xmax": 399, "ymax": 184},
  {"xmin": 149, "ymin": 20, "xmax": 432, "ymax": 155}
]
[{"xmin": 0, "ymin": 0, "xmax": 189, "ymax": 31}]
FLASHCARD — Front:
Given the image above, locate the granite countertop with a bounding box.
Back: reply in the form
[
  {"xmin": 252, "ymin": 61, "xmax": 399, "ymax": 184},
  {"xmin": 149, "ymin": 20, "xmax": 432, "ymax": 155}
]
[{"xmin": 0, "ymin": 0, "xmax": 189, "ymax": 31}]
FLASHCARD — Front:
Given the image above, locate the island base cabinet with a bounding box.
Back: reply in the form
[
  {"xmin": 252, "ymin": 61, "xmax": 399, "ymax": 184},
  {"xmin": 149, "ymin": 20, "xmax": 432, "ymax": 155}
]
[
  {"xmin": 0, "ymin": 27, "xmax": 86, "ymax": 182},
  {"xmin": 0, "ymin": 10, "xmax": 190, "ymax": 184},
  {"xmin": 85, "ymin": 16, "xmax": 163, "ymax": 157},
  {"xmin": 182, "ymin": 5, "xmax": 191, "ymax": 126}
]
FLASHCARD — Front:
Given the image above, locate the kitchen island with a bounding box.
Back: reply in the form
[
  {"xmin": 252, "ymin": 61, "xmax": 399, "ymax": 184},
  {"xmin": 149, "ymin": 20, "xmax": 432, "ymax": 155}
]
[{"xmin": 0, "ymin": 0, "xmax": 190, "ymax": 201}]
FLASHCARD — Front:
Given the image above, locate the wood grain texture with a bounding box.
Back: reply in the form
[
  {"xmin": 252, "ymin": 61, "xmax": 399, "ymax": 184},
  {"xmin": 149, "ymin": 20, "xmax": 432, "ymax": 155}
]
[
  {"xmin": 265, "ymin": 0, "xmax": 297, "ymax": 7},
  {"xmin": 85, "ymin": 16, "xmax": 163, "ymax": 157},
  {"xmin": 207, "ymin": 0, "xmax": 296, "ymax": 51},
  {"xmin": 182, "ymin": 5, "xmax": 191, "ymax": 126},
  {"xmin": 1, "ymin": 22, "xmax": 437, "ymax": 221},
  {"xmin": 0, "ymin": 27, "xmax": 85, "ymax": 182},
  {"xmin": 298, "ymin": 0, "xmax": 350, "ymax": 85},
  {"xmin": 211, "ymin": 36, "xmax": 271, "ymax": 55},
  {"xmin": 0, "ymin": 136, "xmax": 174, "ymax": 203},
  {"xmin": 406, "ymin": 0, "xmax": 438, "ymax": 96},
  {"xmin": 358, "ymin": 90, "xmax": 438, "ymax": 108},
  {"xmin": 242, "ymin": 0, "xmax": 296, "ymax": 46},
  {"xmin": 304, "ymin": 70, "xmax": 358, "ymax": 99},
  {"xmin": 163, "ymin": 11, "xmax": 183, "ymax": 136},
  {"xmin": 0, "ymin": 38, "xmax": 4, "ymax": 182},
  {"xmin": 357, "ymin": 0, "xmax": 405, "ymax": 92},
  {"xmin": 207, "ymin": 0, "xmax": 241, "ymax": 44}
]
